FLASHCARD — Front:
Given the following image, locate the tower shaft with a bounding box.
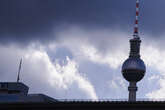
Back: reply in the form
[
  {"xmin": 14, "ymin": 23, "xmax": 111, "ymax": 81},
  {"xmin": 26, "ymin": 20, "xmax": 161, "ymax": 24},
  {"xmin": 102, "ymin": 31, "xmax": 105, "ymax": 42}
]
[
  {"xmin": 129, "ymin": 38, "xmax": 141, "ymax": 58},
  {"xmin": 128, "ymin": 82, "xmax": 137, "ymax": 101}
]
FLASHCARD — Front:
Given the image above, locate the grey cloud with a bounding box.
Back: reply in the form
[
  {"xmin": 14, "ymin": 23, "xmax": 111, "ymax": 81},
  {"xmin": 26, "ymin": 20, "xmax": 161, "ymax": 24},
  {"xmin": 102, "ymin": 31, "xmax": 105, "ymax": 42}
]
[
  {"xmin": 78, "ymin": 59, "xmax": 127, "ymax": 99},
  {"xmin": 0, "ymin": 0, "xmax": 149, "ymax": 45},
  {"xmin": 2, "ymin": 0, "xmax": 165, "ymax": 46},
  {"xmin": 0, "ymin": 44, "xmax": 98, "ymax": 99}
]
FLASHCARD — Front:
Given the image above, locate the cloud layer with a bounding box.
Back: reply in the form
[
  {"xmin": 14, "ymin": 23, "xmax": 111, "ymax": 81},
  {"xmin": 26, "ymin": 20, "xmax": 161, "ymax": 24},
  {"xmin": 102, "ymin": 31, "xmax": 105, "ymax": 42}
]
[
  {"xmin": 2, "ymin": 0, "xmax": 165, "ymax": 100},
  {"xmin": 2, "ymin": 0, "xmax": 165, "ymax": 45},
  {"xmin": 0, "ymin": 44, "xmax": 98, "ymax": 99}
]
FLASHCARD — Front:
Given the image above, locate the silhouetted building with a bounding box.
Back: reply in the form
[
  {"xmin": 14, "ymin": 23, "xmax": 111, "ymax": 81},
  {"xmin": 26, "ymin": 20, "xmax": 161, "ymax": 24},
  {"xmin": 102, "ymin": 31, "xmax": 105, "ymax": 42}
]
[
  {"xmin": 0, "ymin": 82, "xmax": 56, "ymax": 103},
  {"xmin": 0, "ymin": 82, "xmax": 164, "ymax": 110}
]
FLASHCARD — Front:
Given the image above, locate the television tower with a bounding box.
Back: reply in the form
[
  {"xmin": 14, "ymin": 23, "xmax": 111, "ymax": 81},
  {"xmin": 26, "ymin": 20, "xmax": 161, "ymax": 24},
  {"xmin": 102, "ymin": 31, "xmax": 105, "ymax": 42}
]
[{"xmin": 121, "ymin": 0, "xmax": 146, "ymax": 102}]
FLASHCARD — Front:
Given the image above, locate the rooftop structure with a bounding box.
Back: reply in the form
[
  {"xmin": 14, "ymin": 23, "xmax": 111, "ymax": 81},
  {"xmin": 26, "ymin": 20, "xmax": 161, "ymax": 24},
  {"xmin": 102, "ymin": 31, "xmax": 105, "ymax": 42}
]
[
  {"xmin": 1, "ymin": 100, "xmax": 165, "ymax": 110},
  {"xmin": 0, "ymin": 82, "xmax": 57, "ymax": 103},
  {"xmin": 0, "ymin": 82, "xmax": 28, "ymax": 95}
]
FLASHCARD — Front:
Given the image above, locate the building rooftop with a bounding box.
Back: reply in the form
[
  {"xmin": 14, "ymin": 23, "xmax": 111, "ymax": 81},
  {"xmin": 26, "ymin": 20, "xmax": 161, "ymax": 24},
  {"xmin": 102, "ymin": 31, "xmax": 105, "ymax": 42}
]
[
  {"xmin": 0, "ymin": 100, "xmax": 165, "ymax": 110},
  {"xmin": 0, "ymin": 82, "xmax": 29, "ymax": 95},
  {"xmin": 0, "ymin": 82, "xmax": 57, "ymax": 103}
]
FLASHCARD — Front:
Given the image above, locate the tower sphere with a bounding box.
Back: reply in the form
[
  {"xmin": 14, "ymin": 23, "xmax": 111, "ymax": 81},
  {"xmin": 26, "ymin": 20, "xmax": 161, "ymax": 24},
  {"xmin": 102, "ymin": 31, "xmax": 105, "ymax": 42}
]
[{"xmin": 122, "ymin": 57, "xmax": 146, "ymax": 82}]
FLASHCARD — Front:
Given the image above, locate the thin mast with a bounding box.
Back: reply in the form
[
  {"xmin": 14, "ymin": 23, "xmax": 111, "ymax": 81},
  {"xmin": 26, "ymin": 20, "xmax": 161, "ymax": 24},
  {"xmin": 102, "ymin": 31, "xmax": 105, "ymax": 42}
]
[
  {"xmin": 17, "ymin": 58, "xmax": 22, "ymax": 82},
  {"xmin": 133, "ymin": 0, "xmax": 140, "ymax": 38}
]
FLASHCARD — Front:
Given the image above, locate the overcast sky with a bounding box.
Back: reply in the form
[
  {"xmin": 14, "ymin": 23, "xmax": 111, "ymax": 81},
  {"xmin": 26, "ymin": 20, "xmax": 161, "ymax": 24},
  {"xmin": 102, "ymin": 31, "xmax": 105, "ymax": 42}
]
[{"xmin": 1, "ymin": 0, "xmax": 165, "ymax": 100}]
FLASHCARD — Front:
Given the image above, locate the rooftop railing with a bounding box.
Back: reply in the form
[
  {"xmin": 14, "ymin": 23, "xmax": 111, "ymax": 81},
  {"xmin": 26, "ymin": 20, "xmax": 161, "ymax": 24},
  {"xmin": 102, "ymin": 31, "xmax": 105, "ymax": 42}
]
[{"xmin": 58, "ymin": 98, "xmax": 165, "ymax": 102}]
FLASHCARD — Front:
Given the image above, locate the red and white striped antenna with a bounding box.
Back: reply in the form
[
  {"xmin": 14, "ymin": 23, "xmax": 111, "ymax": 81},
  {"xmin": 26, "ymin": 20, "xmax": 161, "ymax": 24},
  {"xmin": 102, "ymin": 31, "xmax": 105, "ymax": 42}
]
[{"xmin": 133, "ymin": 0, "xmax": 140, "ymax": 38}]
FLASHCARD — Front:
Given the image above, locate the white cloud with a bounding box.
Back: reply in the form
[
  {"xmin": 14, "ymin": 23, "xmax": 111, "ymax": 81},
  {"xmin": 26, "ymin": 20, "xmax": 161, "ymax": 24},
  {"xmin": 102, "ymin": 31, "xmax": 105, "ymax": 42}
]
[
  {"xmin": 0, "ymin": 44, "xmax": 98, "ymax": 100},
  {"xmin": 141, "ymin": 40, "xmax": 165, "ymax": 99},
  {"xmin": 49, "ymin": 56, "xmax": 98, "ymax": 99},
  {"xmin": 51, "ymin": 27, "xmax": 165, "ymax": 99},
  {"xmin": 148, "ymin": 74, "xmax": 160, "ymax": 81},
  {"xmin": 80, "ymin": 45, "xmax": 127, "ymax": 69},
  {"xmin": 108, "ymin": 77, "xmax": 127, "ymax": 90},
  {"xmin": 56, "ymin": 27, "xmax": 129, "ymax": 69},
  {"xmin": 2, "ymin": 27, "xmax": 165, "ymax": 100},
  {"xmin": 59, "ymin": 28, "xmax": 165, "ymax": 99},
  {"xmin": 146, "ymin": 76, "xmax": 165, "ymax": 98},
  {"xmin": 141, "ymin": 44, "xmax": 165, "ymax": 72}
]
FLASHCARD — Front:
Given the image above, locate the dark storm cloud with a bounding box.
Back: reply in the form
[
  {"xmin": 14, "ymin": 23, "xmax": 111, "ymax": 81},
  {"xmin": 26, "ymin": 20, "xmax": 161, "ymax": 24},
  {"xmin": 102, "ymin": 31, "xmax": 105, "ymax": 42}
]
[
  {"xmin": 1, "ymin": 0, "xmax": 165, "ymax": 45},
  {"xmin": 1, "ymin": 0, "xmax": 135, "ymax": 45}
]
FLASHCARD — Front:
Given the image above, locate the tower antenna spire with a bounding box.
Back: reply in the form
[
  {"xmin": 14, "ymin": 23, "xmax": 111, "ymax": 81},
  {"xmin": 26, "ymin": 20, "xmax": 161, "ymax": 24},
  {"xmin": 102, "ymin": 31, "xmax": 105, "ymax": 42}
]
[
  {"xmin": 17, "ymin": 58, "xmax": 22, "ymax": 82},
  {"xmin": 133, "ymin": 0, "xmax": 140, "ymax": 38}
]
